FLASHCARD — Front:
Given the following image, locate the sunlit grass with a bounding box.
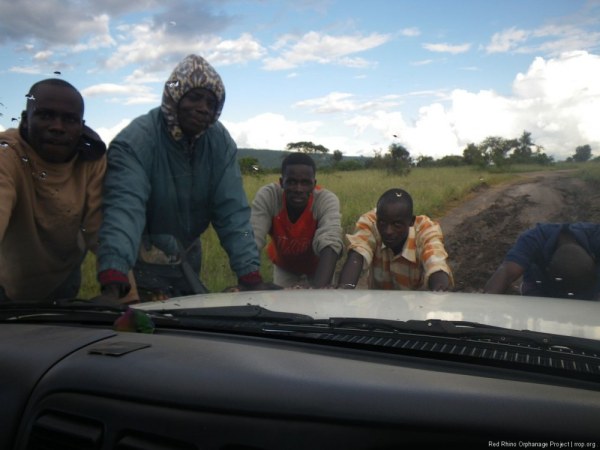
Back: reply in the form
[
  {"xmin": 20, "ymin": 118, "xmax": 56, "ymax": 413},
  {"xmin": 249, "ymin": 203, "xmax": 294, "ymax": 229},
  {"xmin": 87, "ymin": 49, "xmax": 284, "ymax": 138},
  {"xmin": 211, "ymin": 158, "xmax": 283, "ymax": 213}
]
[{"xmin": 78, "ymin": 165, "xmax": 541, "ymax": 297}]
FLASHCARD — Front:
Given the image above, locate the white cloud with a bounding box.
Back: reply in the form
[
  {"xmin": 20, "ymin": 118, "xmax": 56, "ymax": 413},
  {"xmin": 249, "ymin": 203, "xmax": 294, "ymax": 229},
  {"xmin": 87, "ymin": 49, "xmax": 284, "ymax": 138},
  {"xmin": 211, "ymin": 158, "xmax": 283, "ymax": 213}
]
[
  {"xmin": 410, "ymin": 59, "xmax": 434, "ymax": 66},
  {"xmin": 263, "ymin": 31, "xmax": 390, "ymax": 70},
  {"xmin": 82, "ymin": 83, "xmax": 159, "ymax": 106},
  {"xmin": 124, "ymin": 69, "xmax": 164, "ymax": 84},
  {"xmin": 511, "ymin": 51, "xmax": 600, "ymax": 152},
  {"xmin": 346, "ymin": 110, "xmax": 406, "ymax": 141},
  {"xmin": 402, "ymin": 103, "xmax": 461, "ymax": 157},
  {"xmin": 105, "ymin": 23, "xmax": 265, "ymax": 71},
  {"xmin": 0, "ymin": 2, "xmax": 115, "ymax": 46},
  {"xmin": 33, "ymin": 51, "xmax": 53, "ymax": 61},
  {"xmin": 93, "ymin": 51, "xmax": 594, "ymax": 160},
  {"xmin": 448, "ymin": 89, "xmax": 519, "ymax": 145},
  {"xmin": 223, "ymin": 113, "xmax": 322, "ymax": 150},
  {"xmin": 486, "ymin": 24, "xmax": 600, "ymax": 56},
  {"xmin": 486, "ymin": 27, "xmax": 528, "ymax": 54},
  {"xmin": 225, "ymin": 111, "xmax": 381, "ymax": 156},
  {"xmin": 400, "ymin": 27, "xmax": 420, "ymax": 37},
  {"xmin": 6, "ymin": 3, "xmax": 594, "ymax": 164},
  {"xmin": 294, "ymin": 92, "xmax": 357, "ymax": 113},
  {"xmin": 335, "ymin": 56, "xmax": 373, "ymax": 69},
  {"xmin": 512, "ymin": 51, "xmax": 600, "ymax": 103},
  {"xmin": 206, "ymin": 53, "xmax": 599, "ymax": 160},
  {"xmin": 70, "ymin": 14, "xmax": 116, "ymax": 52},
  {"xmin": 104, "ymin": 22, "xmax": 181, "ymax": 70},
  {"xmin": 119, "ymin": 95, "xmax": 159, "ymax": 106},
  {"xmin": 9, "ymin": 65, "xmax": 42, "ymax": 74},
  {"xmin": 294, "ymin": 92, "xmax": 400, "ymax": 114},
  {"xmin": 206, "ymin": 33, "xmax": 268, "ymax": 65},
  {"xmin": 96, "ymin": 118, "xmax": 132, "ymax": 146},
  {"xmin": 422, "ymin": 42, "xmax": 471, "ymax": 54},
  {"xmin": 83, "ymin": 83, "xmax": 141, "ymax": 96},
  {"xmin": 337, "ymin": 51, "xmax": 600, "ymax": 160}
]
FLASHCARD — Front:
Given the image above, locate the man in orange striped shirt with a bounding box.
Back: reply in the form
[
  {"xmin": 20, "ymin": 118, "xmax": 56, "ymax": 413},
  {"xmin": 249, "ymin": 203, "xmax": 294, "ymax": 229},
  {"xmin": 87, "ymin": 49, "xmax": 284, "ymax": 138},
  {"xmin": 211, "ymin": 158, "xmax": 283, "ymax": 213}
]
[{"xmin": 337, "ymin": 188, "xmax": 453, "ymax": 291}]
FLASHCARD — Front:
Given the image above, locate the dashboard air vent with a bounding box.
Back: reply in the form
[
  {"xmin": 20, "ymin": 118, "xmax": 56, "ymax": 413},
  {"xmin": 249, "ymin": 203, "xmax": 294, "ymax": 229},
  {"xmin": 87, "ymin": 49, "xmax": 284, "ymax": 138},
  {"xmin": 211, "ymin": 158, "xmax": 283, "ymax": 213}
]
[{"xmin": 26, "ymin": 410, "xmax": 103, "ymax": 450}]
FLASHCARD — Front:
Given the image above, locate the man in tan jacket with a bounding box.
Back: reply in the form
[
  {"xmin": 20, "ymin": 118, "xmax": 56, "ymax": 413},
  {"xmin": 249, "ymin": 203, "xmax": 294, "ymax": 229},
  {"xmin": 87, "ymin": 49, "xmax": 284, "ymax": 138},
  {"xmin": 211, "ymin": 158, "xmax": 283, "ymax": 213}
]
[{"xmin": 0, "ymin": 78, "xmax": 106, "ymax": 302}]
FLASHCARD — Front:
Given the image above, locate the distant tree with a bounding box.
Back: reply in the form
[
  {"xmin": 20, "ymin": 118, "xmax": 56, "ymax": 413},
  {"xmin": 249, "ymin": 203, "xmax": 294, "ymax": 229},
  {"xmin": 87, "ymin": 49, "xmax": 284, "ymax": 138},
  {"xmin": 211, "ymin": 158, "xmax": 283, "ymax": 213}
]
[
  {"xmin": 573, "ymin": 144, "xmax": 592, "ymax": 162},
  {"xmin": 337, "ymin": 160, "xmax": 363, "ymax": 171},
  {"xmin": 462, "ymin": 143, "xmax": 488, "ymax": 167},
  {"xmin": 368, "ymin": 149, "xmax": 385, "ymax": 170},
  {"xmin": 415, "ymin": 155, "xmax": 435, "ymax": 168},
  {"xmin": 239, "ymin": 157, "xmax": 260, "ymax": 175},
  {"xmin": 332, "ymin": 149, "xmax": 343, "ymax": 165},
  {"xmin": 387, "ymin": 143, "xmax": 412, "ymax": 175},
  {"xmin": 437, "ymin": 155, "xmax": 464, "ymax": 167},
  {"xmin": 531, "ymin": 149, "xmax": 553, "ymax": 165},
  {"xmin": 510, "ymin": 131, "xmax": 534, "ymax": 163},
  {"xmin": 286, "ymin": 141, "xmax": 330, "ymax": 154},
  {"xmin": 479, "ymin": 136, "xmax": 516, "ymax": 167},
  {"xmin": 506, "ymin": 130, "xmax": 553, "ymax": 165},
  {"xmin": 460, "ymin": 131, "xmax": 551, "ymax": 166}
]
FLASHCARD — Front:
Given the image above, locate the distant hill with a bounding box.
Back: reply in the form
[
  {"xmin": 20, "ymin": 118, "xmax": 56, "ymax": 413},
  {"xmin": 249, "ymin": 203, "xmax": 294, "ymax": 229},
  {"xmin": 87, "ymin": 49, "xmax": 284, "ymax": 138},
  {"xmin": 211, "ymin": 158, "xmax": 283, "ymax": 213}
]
[
  {"xmin": 237, "ymin": 148, "xmax": 368, "ymax": 170},
  {"xmin": 237, "ymin": 149, "xmax": 288, "ymax": 169}
]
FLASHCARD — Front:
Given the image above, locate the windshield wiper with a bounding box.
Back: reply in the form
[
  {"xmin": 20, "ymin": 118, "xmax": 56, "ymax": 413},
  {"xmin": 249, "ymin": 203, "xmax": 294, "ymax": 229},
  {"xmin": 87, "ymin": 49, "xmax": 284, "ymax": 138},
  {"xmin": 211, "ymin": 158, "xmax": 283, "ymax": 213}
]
[
  {"xmin": 0, "ymin": 303, "xmax": 310, "ymax": 331},
  {"xmin": 260, "ymin": 317, "xmax": 600, "ymax": 354},
  {"xmin": 154, "ymin": 304, "xmax": 313, "ymax": 323},
  {"xmin": 0, "ymin": 300, "xmax": 177, "ymax": 328}
]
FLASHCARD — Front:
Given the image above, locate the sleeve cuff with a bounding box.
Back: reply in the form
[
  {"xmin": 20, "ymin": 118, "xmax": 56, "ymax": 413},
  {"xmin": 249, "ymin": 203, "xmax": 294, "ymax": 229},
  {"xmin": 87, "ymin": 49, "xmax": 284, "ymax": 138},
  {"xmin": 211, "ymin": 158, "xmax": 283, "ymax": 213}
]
[
  {"xmin": 98, "ymin": 269, "xmax": 131, "ymax": 297},
  {"xmin": 238, "ymin": 270, "xmax": 263, "ymax": 287}
]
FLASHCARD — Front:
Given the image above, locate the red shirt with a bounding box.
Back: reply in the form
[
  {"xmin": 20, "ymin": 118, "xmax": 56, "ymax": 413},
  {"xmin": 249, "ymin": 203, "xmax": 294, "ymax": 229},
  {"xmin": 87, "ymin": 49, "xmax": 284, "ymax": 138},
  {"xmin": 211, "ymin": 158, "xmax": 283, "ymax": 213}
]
[{"xmin": 267, "ymin": 192, "xmax": 319, "ymax": 275}]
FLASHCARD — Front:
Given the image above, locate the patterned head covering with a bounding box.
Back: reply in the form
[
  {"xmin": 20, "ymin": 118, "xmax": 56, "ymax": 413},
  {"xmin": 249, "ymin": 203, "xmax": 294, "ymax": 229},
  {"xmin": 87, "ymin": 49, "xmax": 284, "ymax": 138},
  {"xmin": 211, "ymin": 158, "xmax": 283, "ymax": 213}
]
[{"xmin": 161, "ymin": 54, "xmax": 226, "ymax": 141}]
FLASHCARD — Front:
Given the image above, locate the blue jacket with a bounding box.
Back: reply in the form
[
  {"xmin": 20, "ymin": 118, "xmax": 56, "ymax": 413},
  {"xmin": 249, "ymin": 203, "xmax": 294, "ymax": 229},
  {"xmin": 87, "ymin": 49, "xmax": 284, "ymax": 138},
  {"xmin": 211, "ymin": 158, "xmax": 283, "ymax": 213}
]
[
  {"xmin": 97, "ymin": 107, "xmax": 260, "ymax": 278},
  {"xmin": 506, "ymin": 222, "xmax": 600, "ymax": 299}
]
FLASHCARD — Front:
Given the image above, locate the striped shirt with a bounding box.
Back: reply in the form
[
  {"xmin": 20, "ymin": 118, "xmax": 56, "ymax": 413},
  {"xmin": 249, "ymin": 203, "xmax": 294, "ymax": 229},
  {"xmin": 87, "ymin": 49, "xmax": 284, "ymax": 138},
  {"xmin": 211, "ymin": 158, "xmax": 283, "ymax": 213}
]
[{"xmin": 346, "ymin": 209, "xmax": 453, "ymax": 290}]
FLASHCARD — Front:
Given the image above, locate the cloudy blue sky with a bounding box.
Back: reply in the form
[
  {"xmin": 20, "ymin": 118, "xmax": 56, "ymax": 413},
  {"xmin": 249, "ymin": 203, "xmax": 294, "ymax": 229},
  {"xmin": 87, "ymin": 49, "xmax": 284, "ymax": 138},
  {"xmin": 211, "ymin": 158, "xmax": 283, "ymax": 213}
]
[{"xmin": 1, "ymin": 0, "xmax": 599, "ymax": 160}]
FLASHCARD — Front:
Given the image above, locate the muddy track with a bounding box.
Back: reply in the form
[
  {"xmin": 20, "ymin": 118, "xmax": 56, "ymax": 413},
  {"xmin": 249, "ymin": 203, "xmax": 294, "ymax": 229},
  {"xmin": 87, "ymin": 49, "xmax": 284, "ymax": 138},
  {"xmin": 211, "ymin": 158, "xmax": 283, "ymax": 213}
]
[{"xmin": 437, "ymin": 170, "xmax": 600, "ymax": 294}]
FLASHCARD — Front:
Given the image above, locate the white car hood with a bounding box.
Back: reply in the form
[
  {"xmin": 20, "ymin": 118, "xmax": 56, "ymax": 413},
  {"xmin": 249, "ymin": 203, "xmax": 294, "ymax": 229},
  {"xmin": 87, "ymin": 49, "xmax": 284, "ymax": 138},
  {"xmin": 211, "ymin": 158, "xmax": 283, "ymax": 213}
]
[{"xmin": 134, "ymin": 290, "xmax": 600, "ymax": 341}]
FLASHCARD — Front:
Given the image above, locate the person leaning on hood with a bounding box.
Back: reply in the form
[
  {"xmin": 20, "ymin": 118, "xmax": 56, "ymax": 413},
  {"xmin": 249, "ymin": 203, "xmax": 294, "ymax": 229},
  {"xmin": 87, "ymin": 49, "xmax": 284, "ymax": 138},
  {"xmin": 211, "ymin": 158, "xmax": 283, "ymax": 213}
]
[
  {"xmin": 96, "ymin": 54, "xmax": 276, "ymax": 302},
  {"xmin": 336, "ymin": 188, "xmax": 453, "ymax": 291},
  {"xmin": 0, "ymin": 78, "xmax": 106, "ymax": 302},
  {"xmin": 484, "ymin": 222, "xmax": 600, "ymax": 300},
  {"xmin": 251, "ymin": 152, "xmax": 343, "ymax": 288}
]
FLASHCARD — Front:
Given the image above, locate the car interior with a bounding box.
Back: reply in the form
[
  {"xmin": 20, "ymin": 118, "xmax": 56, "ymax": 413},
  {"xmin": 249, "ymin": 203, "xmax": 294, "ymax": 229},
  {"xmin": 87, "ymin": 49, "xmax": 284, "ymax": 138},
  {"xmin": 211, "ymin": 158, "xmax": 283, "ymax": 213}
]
[{"xmin": 2, "ymin": 316, "xmax": 599, "ymax": 449}]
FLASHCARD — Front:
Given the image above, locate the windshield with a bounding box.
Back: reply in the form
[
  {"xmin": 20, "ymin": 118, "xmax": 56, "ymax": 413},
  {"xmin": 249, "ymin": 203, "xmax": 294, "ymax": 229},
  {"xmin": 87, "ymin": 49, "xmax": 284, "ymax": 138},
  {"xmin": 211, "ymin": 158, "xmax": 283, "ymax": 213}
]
[{"xmin": 1, "ymin": 0, "xmax": 600, "ymax": 345}]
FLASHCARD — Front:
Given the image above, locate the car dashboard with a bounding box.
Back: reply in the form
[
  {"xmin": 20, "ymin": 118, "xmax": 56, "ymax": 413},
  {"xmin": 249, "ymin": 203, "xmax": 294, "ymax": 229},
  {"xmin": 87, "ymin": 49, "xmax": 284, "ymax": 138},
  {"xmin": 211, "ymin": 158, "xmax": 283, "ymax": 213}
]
[{"xmin": 1, "ymin": 319, "xmax": 599, "ymax": 450}]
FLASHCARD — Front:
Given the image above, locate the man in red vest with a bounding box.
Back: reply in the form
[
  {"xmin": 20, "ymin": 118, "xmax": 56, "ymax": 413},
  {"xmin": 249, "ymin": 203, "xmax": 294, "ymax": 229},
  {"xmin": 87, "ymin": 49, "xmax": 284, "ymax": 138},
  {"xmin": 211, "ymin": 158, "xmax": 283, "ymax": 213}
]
[{"xmin": 251, "ymin": 153, "xmax": 343, "ymax": 288}]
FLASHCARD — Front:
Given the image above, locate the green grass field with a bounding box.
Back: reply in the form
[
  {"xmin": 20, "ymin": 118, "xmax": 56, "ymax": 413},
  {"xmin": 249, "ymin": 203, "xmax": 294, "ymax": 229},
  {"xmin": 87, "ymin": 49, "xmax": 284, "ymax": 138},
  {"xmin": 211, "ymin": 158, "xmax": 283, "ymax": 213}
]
[{"xmin": 79, "ymin": 163, "xmax": 588, "ymax": 297}]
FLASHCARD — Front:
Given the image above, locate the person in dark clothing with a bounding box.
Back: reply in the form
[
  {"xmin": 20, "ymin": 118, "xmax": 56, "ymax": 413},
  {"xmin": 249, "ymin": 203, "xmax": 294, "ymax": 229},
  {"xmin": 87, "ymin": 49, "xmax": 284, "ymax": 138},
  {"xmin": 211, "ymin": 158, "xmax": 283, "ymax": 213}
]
[{"xmin": 484, "ymin": 223, "xmax": 600, "ymax": 300}]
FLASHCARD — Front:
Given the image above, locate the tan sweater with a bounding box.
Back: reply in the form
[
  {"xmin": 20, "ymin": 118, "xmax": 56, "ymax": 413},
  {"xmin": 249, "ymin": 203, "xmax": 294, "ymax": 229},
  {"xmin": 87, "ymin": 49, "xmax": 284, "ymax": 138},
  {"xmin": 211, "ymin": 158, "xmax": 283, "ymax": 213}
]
[{"xmin": 0, "ymin": 128, "xmax": 106, "ymax": 302}]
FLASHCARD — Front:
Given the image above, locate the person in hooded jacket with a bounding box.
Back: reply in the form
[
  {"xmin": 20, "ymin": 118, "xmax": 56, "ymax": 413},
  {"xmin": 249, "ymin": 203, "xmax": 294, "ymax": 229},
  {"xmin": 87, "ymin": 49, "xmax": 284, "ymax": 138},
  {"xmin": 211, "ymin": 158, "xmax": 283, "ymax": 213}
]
[{"xmin": 97, "ymin": 54, "xmax": 272, "ymax": 301}]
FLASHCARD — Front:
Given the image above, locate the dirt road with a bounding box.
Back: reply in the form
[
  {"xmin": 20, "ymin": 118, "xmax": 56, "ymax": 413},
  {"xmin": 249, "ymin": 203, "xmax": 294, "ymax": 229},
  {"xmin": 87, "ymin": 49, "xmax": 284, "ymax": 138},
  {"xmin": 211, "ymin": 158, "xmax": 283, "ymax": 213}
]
[{"xmin": 437, "ymin": 170, "xmax": 600, "ymax": 294}]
